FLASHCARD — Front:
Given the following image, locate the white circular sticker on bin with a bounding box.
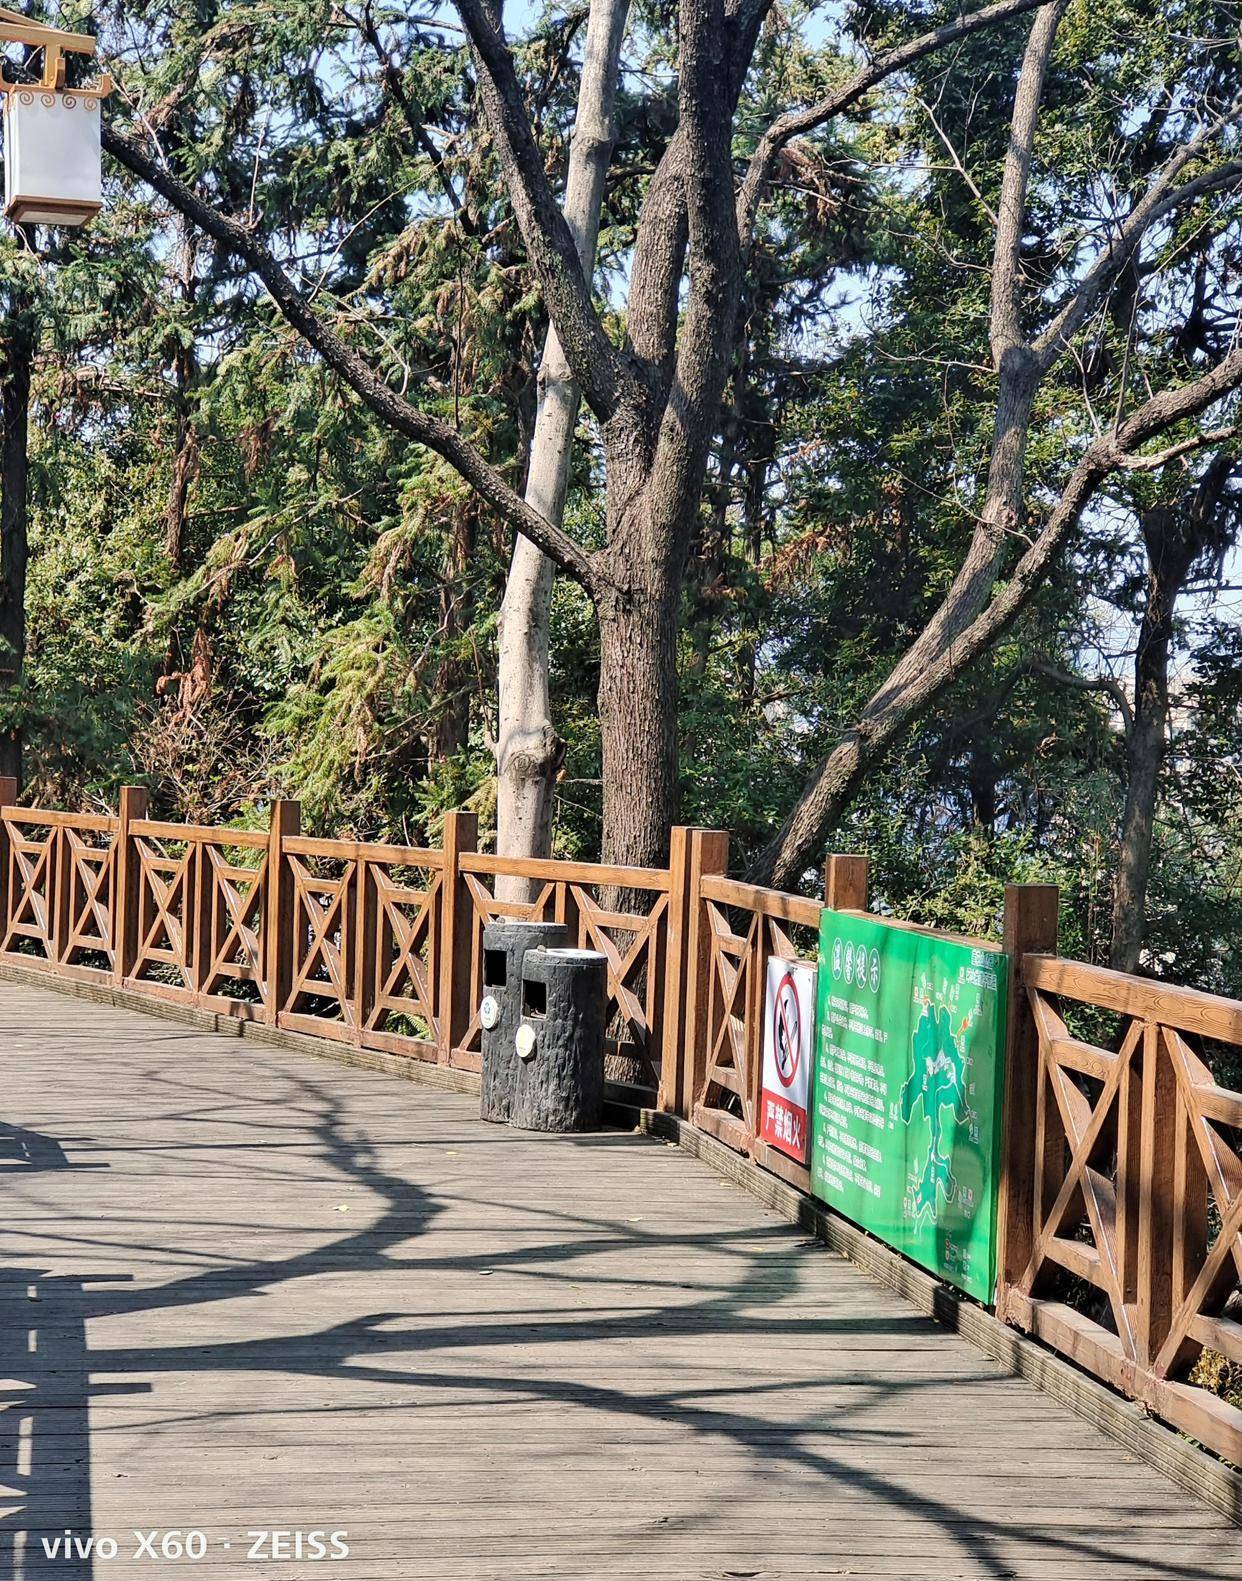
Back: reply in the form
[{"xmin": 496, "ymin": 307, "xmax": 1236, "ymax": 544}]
[
  {"xmin": 515, "ymin": 1023, "xmax": 538, "ymax": 1062},
  {"xmin": 480, "ymin": 993, "xmax": 500, "ymax": 1031}
]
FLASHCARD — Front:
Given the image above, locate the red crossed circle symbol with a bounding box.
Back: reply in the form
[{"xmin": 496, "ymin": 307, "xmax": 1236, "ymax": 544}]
[{"xmin": 773, "ymin": 972, "xmax": 801, "ymax": 1088}]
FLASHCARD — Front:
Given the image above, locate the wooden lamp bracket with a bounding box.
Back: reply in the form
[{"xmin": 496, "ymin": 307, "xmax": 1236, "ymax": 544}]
[{"xmin": 0, "ymin": 8, "xmax": 111, "ymax": 98}]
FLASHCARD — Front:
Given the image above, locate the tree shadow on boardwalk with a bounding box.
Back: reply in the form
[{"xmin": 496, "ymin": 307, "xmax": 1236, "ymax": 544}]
[
  {"xmin": 0, "ymin": 1124, "xmax": 120, "ymax": 1581},
  {"xmin": 0, "ymin": 1050, "xmax": 1232, "ymax": 1581}
]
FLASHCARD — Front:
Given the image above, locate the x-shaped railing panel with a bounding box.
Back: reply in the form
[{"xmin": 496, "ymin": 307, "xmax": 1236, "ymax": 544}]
[
  {"xmin": 286, "ymin": 858, "xmax": 354, "ymax": 1023},
  {"xmin": 3, "ymin": 827, "xmax": 56, "ymax": 956},
  {"xmin": 572, "ymin": 886, "xmax": 668, "ymax": 1073},
  {"xmin": 1156, "ymin": 1025, "xmax": 1242, "ymax": 1377},
  {"xmin": 369, "ymin": 869, "xmax": 442, "ymax": 1038},
  {"xmin": 201, "ymin": 847, "xmax": 268, "ymax": 999},
  {"xmin": 1021, "ymin": 989, "xmax": 1141, "ymax": 1358},
  {"xmin": 62, "ymin": 829, "xmax": 116, "ymax": 966},
  {"xmin": 698, "ymin": 902, "xmax": 757, "ymax": 1123},
  {"xmin": 132, "ymin": 840, "xmax": 193, "ymax": 987}
]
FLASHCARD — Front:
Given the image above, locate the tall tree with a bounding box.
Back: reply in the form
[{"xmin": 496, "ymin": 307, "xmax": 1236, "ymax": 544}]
[
  {"xmin": 495, "ymin": 0, "xmax": 629, "ymax": 892},
  {"xmin": 18, "ymin": 0, "xmax": 1229, "ymax": 880},
  {"xmin": 101, "ymin": 0, "xmax": 1071, "ymax": 864},
  {"xmin": 752, "ymin": 0, "xmax": 1242, "ymax": 885}
]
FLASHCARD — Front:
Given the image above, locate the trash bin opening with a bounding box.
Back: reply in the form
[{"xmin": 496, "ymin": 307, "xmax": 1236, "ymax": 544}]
[
  {"xmin": 483, "ymin": 948, "xmax": 507, "ymax": 987},
  {"xmin": 522, "ymin": 979, "xmax": 548, "ymax": 1018}
]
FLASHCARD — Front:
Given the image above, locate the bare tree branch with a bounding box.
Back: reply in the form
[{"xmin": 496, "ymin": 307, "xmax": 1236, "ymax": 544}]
[
  {"xmin": 946, "ymin": 344, "xmax": 1242, "ymax": 677},
  {"xmin": 749, "ymin": 343, "xmax": 1242, "ymax": 888},
  {"xmin": 857, "ymin": 0, "xmax": 1066, "ymax": 724},
  {"xmin": 735, "ymin": 0, "xmax": 1052, "ymax": 252},
  {"xmin": 744, "ymin": 23, "xmax": 1242, "ymax": 894},
  {"xmin": 915, "ymin": 91, "xmax": 999, "ymax": 225},
  {"xmin": 453, "ymin": 0, "xmax": 636, "ymax": 421},
  {"xmin": 625, "ymin": 142, "xmax": 690, "ymax": 376},
  {"xmin": 1034, "ymin": 97, "xmax": 1242, "ymax": 369},
  {"xmin": 1028, "ymin": 657, "xmax": 1134, "ymax": 735},
  {"xmin": 354, "ymin": 0, "xmax": 474, "ymax": 231},
  {"xmin": 102, "ymin": 122, "xmax": 600, "ymax": 593},
  {"xmin": 1113, "ymin": 422, "xmax": 1237, "ymax": 470},
  {"xmin": 991, "ymin": 1, "xmax": 1068, "ymax": 357}
]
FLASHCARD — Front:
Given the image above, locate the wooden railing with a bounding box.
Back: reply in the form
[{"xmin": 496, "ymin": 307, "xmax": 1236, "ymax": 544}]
[
  {"xmin": 674, "ymin": 861, "xmax": 1242, "ymax": 1467},
  {"xmin": 0, "ymin": 782, "xmax": 692, "ymax": 1095},
  {"xmin": 1, "ymin": 782, "xmax": 1239, "ymax": 1463},
  {"xmin": 998, "ymin": 950, "xmax": 1242, "ymax": 1465}
]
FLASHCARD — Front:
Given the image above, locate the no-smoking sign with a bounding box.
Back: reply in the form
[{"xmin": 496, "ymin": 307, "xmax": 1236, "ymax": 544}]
[
  {"xmin": 760, "ymin": 957, "xmax": 816, "ymax": 1164},
  {"xmin": 773, "ymin": 972, "xmax": 801, "ymax": 1087}
]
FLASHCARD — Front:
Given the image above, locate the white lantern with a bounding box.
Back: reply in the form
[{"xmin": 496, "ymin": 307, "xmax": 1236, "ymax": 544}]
[
  {"xmin": 4, "ymin": 87, "xmax": 101, "ymax": 226},
  {"xmin": 0, "ymin": 11, "xmax": 110, "ymax": 229}
]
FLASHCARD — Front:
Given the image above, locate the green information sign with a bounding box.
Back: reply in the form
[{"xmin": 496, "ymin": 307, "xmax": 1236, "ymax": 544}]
[{"xmin": 810, "ymin": 911, "xmax": 1009, "ymax": 1302}]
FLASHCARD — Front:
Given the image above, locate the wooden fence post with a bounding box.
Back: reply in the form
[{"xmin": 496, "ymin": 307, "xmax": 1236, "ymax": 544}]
[
  {"xmin": 995, "ymin": 882, "xmax": 1059, "ymax": 1320},
  {"xmin": 113, "ymin": 784, "xmax": 149, "ymax": 984},
  {"xmin": 51, "ymin": 811, "xmax": 72, "ymax": 965},
  {"xmin": 0, "ymin": 775, "xmax": 15, "ymax": 946},
  {"xmin": 438, "ymin": 809, "xmax": 478, "ymax": 1066},
  {"xmin": 190, "ymin": 839, "xmax": 214, "ymax": 1000},
  {"xmin": 351, "ymin": 854, "xmax": 378, "ymax": 1047},
  {"xmin": 825, "ymin": 853, "xmax": 869, "ymax": 912},
  {"xmin": 658, "ymin": 825, "xmax": 694, "ymax": 1114},
  {"xmin": 745, "ymin": 906, "xmax": 767, "ymax": 1146},
  {"xmin": 265, "ymin": 799, "xmax": 301, "ymax": 1024},
  {"xmin": 1136, "ymin": 1019, "xmax": 1178, "ymax": 1369},
  {"xmin": 552, "ymin": 874, "xmax": 581, "ymax": 945},
  {"xmin": 680, "ymin": 828, "xmax": 730, "ymax": 1120}
]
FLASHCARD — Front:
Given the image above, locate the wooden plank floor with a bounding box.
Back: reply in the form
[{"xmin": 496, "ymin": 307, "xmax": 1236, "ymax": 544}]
[{"xmin": 1, "ymin": 980, "xmax": 1238, "ymax": 1580}]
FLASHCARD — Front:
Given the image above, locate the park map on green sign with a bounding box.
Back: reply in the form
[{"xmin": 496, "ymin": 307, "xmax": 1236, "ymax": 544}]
[{"xmin": 810, "ymin": 911, "xmax": 1009, "ymax": 1302}]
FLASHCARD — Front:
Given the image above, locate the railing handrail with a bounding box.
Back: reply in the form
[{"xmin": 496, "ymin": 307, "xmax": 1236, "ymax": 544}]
[
  {"xmin": 131, "ymin": 818, "xmax": 270, "ymax": 847},
  {"xmin": 459, "ymin": 850, "xmax": 670, "ymax": 889},
  {"xmin": 698, "ymin": 872, "xmax": 822, "ymax": 928},
  {"xmin": 284, "ymin": 834, "xmax": 442, "ymax": 866},
  {"xmin": 3, "ymin": 805, "xmax": 116, "ymax": 832},
  {"xmin": 1023, "ymin": 951, "xmax": 1242, "ymax": 1044}
]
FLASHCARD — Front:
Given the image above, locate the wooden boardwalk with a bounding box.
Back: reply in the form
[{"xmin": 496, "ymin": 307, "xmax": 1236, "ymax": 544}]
[{"xmin": 1, "ymin": 980, "xmax": 1238, "ymax": 1580}]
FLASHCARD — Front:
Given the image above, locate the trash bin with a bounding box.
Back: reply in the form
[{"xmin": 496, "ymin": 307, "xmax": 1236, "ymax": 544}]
[
  {"xmin": 511, "ymin": 947, "xmax": 608, "ymax": 1132},
  {"xmin": 479, "ymin": 919, "xmax": 568, "ymax": 1123}
]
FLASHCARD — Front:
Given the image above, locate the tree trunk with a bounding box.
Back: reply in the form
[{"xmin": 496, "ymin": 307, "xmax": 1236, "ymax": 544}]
[
  {"xmin": 1109, "ymin": 611, "xmax": 1168, "ymax": 975},
  {"xmin": 495, "ymin": 0, "xmax": 629, "ymax": 897},
  {"xmin": 596, "ymin": 580, "xmax": 679, "ymax": 867},
  {"xmin": 495, "ymin": 434, "xmax": 563, "ymax": 875},
  {"xmin": 159, "ymin": 66, "xmax": 205, "ymax": 575},
  {"xmin": 969, "ymin": 741, "xmax": 997, "ymax": 831},
  {"xmin": 1109, "ymin": 458, "xmax": 1237, "ymax": 972},
  {"xmin": 165, "ymin": 340, "xmax": 199, "ymax": 572},
  {"xmin": 164, "ymin": 221, "xmax": 200, "ymax": 573},
  {"xmin": 0, "ymin": 258, "xmax": 34, "ymax": 789}
]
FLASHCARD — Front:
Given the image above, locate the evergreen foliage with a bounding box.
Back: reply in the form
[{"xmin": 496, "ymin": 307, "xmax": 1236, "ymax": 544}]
[{"xmin": 3, "ymin": 0, "xmax": 1240, "ymax": 997}]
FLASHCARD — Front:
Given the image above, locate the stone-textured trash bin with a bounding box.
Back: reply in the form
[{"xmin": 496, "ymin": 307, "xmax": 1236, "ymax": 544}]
[
  {"xmin": 479, "ymin": 919, "xmax": 568, "ymax": 1123},
  {"xmin": 511, "ymin": 947, "xmax": 608, "ymax": 1132}
]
